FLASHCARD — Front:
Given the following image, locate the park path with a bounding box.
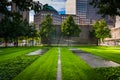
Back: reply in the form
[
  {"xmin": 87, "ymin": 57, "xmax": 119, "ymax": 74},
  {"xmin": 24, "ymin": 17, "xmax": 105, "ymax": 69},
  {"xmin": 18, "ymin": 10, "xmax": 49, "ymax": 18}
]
[
  {"xmin": 27, "ymin": 49, "xmax": 47, "ymax": 55},
  {"xmin": 70, "ymin": 48, "xmax": 120, "ymax": 68},
  {"xmin": 57, "ymin": 48, "xmax": 62, "ymax": 80}
]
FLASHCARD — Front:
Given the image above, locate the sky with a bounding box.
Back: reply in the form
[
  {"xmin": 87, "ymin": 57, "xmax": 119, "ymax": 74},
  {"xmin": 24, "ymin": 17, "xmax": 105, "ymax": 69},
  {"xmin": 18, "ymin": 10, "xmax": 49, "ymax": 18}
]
[{"xmin": 30, "ymin": 0, "xmax": 66, "ymax": 22}]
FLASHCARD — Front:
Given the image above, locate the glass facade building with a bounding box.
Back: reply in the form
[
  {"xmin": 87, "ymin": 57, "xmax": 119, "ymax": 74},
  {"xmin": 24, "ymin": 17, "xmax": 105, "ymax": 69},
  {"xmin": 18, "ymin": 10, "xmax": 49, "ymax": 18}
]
[
  {"xmin": 66, "ymin": 0, "xmax": 115, "ymax": 26},
  {"xmin": 66, "ymin": 0, "xmax": 102, "ymax": 24},
  {"xmin": 76, "ymin": 0, "xmax": 88, "ymax": 18}
]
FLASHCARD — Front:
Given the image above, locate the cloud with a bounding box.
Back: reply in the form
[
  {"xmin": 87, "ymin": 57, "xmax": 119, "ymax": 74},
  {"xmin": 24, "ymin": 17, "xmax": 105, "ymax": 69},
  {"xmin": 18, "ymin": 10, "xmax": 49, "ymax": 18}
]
[{"xmin": 34, "ymin": 0, "xmax": 66, "ymax": 11}]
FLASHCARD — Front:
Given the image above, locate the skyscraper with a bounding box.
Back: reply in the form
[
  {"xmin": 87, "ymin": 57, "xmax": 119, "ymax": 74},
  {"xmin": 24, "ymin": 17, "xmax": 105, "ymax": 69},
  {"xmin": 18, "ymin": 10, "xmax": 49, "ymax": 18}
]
[
  {"xmin": 66, "ymin": 0, "xmax": 102, "ymax": 24},
  {"xmin": 66, "ymin": 0, "xmax": 89, "ymax": 18},
  {"xmin": 66, "ymin": 0, "xmax": 76, "ymax": 15}
]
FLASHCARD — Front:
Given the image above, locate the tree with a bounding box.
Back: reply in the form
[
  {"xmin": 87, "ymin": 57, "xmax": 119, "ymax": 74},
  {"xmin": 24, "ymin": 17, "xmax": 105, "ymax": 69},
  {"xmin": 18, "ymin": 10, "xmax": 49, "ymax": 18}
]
[
  {"xmin": 0, "ymin": 0, "xmax": 42, "ymax": 16},
  {"xmin": 27, "ymin": 23, "xmax": 38, "ymax": 46},
  {"xmin": 93, "ymin": 19, "xmax": 111, "ymax": 45},
  {"xmin": 39, "ymin": 14, "xmax": 55, "ymax": 46},
  {"xmin": 10, "ymin": 14, "xmax": 29, "ymax": 47},
  {"xmin": 0, "ymin": 16, "xmax": 12, "ymax": 47},
  {"xmin": 90, "ymin": 0, "xmax": 120, "ymax": 17},
  {"xmin": 0, "ymin": 14, "xmax": 30, "ymax": 47},
  {"xmin": 61, "ymin": 16, "xmax": 81, "ymax": 46}
]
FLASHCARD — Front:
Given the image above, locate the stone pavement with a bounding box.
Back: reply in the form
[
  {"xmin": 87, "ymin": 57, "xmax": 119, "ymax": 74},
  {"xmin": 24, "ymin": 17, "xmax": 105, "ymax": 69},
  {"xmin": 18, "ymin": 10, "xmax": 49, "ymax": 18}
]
[
  {"xmin": 70, "ymin": 48, "xmax": 120, "ymax": 68},
  {"xmin": 27, "ymin": 49, "xmax": 48, "ymax": 56},
  {"xmin": 57, "ymin": 48, "xmax": 62, "ymax": 80}
]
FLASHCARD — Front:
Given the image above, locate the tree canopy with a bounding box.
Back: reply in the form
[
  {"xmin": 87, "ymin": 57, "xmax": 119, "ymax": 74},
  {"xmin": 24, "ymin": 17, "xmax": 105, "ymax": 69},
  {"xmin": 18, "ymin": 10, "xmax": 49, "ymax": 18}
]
[
  {"xmin": 0, "ymin": 0, "xmax": 42, "ymax": 16},
  {"xmin": 61, "ymin": 16, "xmax": 81, "ymax": 37},
  {"xmin": 39, "ymin": 14, "xmax": 55, "ymax": 45},
  {"xmin": 61, "ymin": 15, "xmax": 81, "ymax": 45},
  {"xmin": 90, "ymin": 0, "xmax": 120, "ymax": 16},
  {"xmin": 93, "ymin": 19, "xmax": 111, "ymax": 44}
]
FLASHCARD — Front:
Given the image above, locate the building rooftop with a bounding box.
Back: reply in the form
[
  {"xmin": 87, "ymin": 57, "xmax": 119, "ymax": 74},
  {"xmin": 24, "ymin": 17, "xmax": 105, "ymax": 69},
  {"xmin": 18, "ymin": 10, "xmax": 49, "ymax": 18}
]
[{"xmin": 42, "ymin": 4, "xmax": 57, "ymax": 12}]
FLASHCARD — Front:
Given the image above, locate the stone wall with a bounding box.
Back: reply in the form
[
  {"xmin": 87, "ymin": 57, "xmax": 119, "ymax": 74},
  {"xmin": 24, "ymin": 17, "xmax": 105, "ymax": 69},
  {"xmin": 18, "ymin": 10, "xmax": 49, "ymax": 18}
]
[
  {"xmin": 50, "ymin": 25, "xmax": 97, "ymax": 45},
  {"xmin": 104, "ymin": 27, "xmax": 120, "ymax": 46}
]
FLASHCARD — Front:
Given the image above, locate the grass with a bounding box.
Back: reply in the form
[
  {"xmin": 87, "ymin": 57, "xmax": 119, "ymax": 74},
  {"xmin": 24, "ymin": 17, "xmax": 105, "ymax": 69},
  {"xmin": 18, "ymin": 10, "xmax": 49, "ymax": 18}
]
[
  {"xmin": 76, "ymin": 46, "xmax": 120, "ymax": 80},
  {"xmin": 78, "ymin": 46, "xmax": 120, "ymax": 64},
  {"xmin": 60, "ymin": 48, "xmax": 101, "ymax": 80},
  {"xmin": 0, "ymin": 55, "xmax": 39, "ymax": 80},
  {"xmin": 1, "ymin": 46, "xmax": 120, "ymax": 80},
  {"xmin": 0, "ymin": 47, "xmax": 42, "ymax": 62},
  {"xmin": 13, "ymin": 47, "xmax": 58, "ymax": 80},
  {"xmin": 0, "ymin": 46, "xmax": 43, "ymax": 80}
]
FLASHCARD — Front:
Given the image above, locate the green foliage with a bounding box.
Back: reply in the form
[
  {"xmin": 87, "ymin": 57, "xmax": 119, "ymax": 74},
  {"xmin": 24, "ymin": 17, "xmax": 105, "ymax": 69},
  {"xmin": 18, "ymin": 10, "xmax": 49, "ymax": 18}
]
[
  {"xmin": 26, "ymin": 23, "xmax": 38, "ymax": 38},
  {"xmin": 61, "ymin": 16, "xmax": 81, "ymax": 37},
  {"xmin": 90, "ymin": 0, "xmax": 120, "ymax": 16},
  {"xmin": 13, "ymin": 48, "xmax": 58, "ymax": 80},
  {"xmin": 61, "ymin": 48, "xmax": 100, "ymax": 80},
  {"xmin": 61, "ymin": 16, "xmax": 81, "ymax": 46},
  {"xmin": 95, "ymin": 67, "xmax": 120, "ymax": 80},
  {"xmin": 0, "ymin": 14, "xmax": 38, "ymax": 47},
  {"xmin": 93, "ymin": 19, "xmax": 111, "ymax": 42},
  {"xmin": 40, "ymin": 14, "xmax": 55, "ymax": 45},
  {"xmin": 0, "ymin": 0, "xmax": 42, "ymax": 16},
  {"xmin": 11, "ymin": 14, "xmax": 27, "ymax": 39},
  {"xmin": 0, "ymin": 16, "xmax": 12, "ymax": 41}
]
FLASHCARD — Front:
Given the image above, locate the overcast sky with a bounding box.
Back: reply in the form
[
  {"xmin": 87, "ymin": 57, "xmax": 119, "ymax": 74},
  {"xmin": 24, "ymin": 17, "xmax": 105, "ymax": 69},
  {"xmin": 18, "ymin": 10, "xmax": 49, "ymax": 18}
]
[{"xmin": 30, "ymin": 0, "xmax": 66, "ymax": 22}]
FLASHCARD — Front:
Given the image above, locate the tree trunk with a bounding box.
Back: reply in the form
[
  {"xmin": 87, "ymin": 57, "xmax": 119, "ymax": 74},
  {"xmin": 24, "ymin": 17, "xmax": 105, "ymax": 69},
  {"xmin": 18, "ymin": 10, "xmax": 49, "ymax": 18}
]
[
  {"xmin": 32, "ymin": 37, "xmax": 34, "ymax": 46},
  {"xmin": 68, "ymin": 36, "xmax": 69, "ymax": 46},
  {"xmin": 57, "ymin": 34, "xmax": 62, "ymax": 47},
  {"xmin": 4, "ymin": 38, "xmax": 8, "ymax": 47},
  {"xmin": 96, "ymin": 38, "xmax": 99, "ymax": 46},
  {"xmin": 14, "ymin": 38, "xmax": 18, "ymax": 47}
]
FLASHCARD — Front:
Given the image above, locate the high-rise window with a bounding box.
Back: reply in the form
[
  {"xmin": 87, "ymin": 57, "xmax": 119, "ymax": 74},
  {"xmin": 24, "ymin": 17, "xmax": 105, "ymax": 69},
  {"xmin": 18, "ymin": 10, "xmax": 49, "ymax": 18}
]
[{"xmin": 76, "ymin": 0, "xmax": 88, "ymax": 18}]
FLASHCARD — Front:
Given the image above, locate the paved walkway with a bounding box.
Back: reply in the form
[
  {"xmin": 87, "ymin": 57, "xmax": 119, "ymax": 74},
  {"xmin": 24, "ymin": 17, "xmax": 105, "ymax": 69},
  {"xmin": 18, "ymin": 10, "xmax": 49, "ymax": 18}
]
[
  {"xmin": 57, "ymin": 48, "xmax": 62, "ymax": 80},
  {"xmin": 27, "ymin": 49, "xmax": 48, "ymax": 56},
  {"xmin": 70, "ymin": 48, "xmax": 120, "ymax": 68}
]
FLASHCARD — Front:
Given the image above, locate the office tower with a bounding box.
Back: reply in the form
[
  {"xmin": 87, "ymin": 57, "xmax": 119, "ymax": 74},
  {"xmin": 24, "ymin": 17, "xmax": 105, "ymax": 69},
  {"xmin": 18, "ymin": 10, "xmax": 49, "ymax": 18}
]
[
  {"xmin": 66, "ymin": 0, "xmax": 102, "ymax": 23},
  {"xmin": 66, "ymin": 0, "xmax": 89, "ymax": 18},
  {"xmin": 66, "ymin": 0, "xmax": 76, "ymax": 15}
]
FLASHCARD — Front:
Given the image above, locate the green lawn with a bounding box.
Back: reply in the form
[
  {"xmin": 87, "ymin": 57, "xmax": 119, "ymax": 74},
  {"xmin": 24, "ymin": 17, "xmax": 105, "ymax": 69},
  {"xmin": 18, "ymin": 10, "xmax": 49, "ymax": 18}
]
[
  {"xmin": 0, "ymin": 46, "xmax": 120, "ymax": 80},
  {"xmin": 77, "ymin": 46, "xmax": 120, "ymax": 80},
  {"xmin": 13, "ymin": 47, "xmax": 58, "ymax": 80},
  {"xmin": 0, "ymin": 47, "xmax": 43, "ymax": 80},
  {"xmin": 0, "ymin": 47, "xmax": 41, "ymax": 62},
  {"xmin": 61, "ymin": 48, "xmax": 101, "ymax": 80},
  {"xmin": 78, "ymin": 46, "xmax": 120, "ymax": 63}
]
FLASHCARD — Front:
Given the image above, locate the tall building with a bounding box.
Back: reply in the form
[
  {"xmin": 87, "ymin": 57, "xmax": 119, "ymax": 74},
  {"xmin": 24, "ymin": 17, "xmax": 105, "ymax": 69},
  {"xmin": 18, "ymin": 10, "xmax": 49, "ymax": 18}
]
[
  {"xmin": 66, "ymin": 0, "xmax": 115, "ymax": 24},
  {"xmin": 66, "ymin": 0, "xmax": 76, "ymax": 14},
  {"xmin": 66, "ymin": 0, "xmax": 98, "ymax": 19},
  {"xmin": 34, "ymin": 10, "xmax": 61, "ymax": 30}
]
